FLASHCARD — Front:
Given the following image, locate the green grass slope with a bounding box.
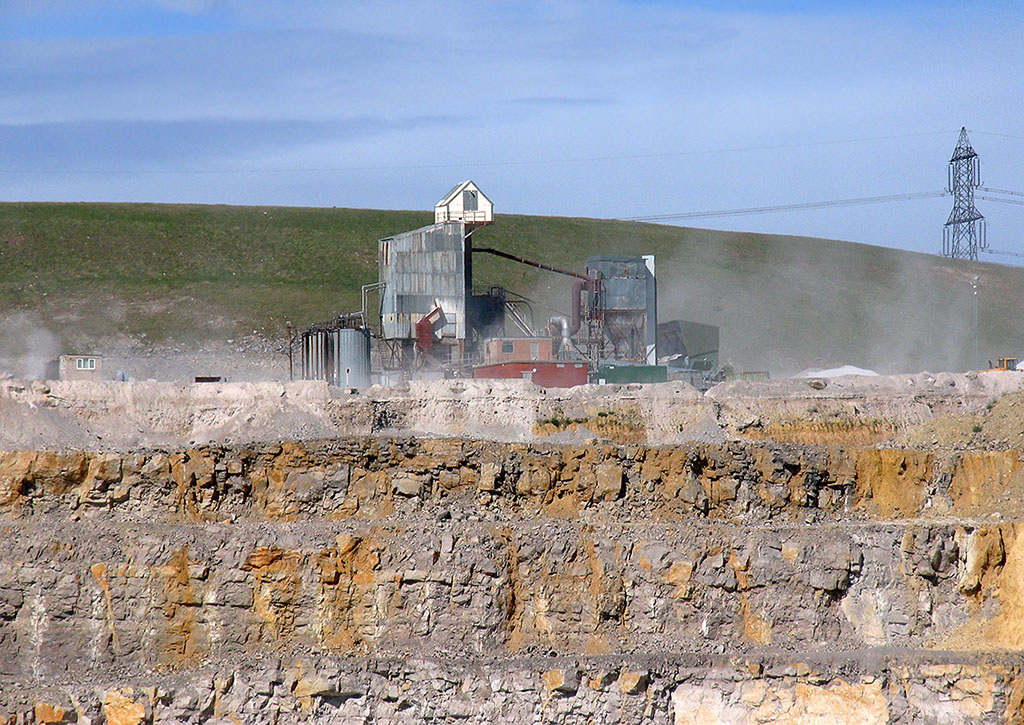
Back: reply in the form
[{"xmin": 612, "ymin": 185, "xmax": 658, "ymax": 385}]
[{"xmin": 1, "ymin": 201, "xmax": 1021, "ymax": 376}]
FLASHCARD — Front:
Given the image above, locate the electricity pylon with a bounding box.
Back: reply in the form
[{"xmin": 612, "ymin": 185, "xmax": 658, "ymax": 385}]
[{"xmin": 943, "ymin": 127, "xmax": 986, "ymax": 260}]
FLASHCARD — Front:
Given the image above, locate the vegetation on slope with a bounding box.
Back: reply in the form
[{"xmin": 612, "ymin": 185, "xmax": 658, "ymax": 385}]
[{"xmin": 2, "ymin": 201, "xmax": 1021, "ymax": 375}]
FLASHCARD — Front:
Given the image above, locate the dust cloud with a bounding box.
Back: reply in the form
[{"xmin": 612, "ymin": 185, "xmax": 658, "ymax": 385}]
[
  {"xmin": 0, "ymin": 312, "xmax": 61, "ymax": 379},
  {"xmin": 652, "ymin": 228, "xmax": 993, "ymax": 377}
]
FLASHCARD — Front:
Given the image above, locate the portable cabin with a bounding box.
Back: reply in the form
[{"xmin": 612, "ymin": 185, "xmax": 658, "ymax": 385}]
[
  {"xmin": 57, "ymin": 354, "xmax": 103, "ymax": 381},
  {"xmin": 483, "ymin": 337, "xmax": 554, "ymax": 365}
]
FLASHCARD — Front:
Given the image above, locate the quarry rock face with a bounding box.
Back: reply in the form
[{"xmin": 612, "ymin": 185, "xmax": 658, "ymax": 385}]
[{"xmin": 4, "ymin": 375, "xmax": 1024, "ymax": 722}]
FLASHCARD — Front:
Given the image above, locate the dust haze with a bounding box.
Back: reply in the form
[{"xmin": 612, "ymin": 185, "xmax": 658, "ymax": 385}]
[
  {"xmin": 0, "ymin": 312, "xmax": 61, "ymax": 379},
  {"xmin": 652, "ymin": 228, "xmax": 987, "ymax": 377}
]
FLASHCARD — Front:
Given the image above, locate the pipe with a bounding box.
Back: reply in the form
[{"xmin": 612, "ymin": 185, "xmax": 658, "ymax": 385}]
[
  {"xmin": 570, "ymin": 279, "xmax": 585, "ymax": 336},
  {"xmin": 472, "ymin": 246, "xmax": 600, "ymax": 338},
  {"xmin": 360, "ymin": 282, "xmax": 385, "ymax": 328},
  {"xmin": 548, "ymin": 315, "xmax": 572, "ymax": 355},
  {"xmin": 473, "ymin": 247, "xmax": 591, "ymax": 281}
]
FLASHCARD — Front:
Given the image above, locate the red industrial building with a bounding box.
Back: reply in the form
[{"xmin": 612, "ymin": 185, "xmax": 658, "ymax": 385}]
[{"xmin": 473, "ymin": 361, "xmax": 588, "ymax": 388}]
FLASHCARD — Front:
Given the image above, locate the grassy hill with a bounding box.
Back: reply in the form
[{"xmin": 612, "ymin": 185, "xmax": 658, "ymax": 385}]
[{"xmin": 2, "ymin": 201, "xmax": 1022, "ymax": 376}]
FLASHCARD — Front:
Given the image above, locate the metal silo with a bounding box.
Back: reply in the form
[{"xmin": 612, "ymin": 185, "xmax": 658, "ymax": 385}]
[
  {"xmin": 299, "ymin": 324, "xmax": 371, "ymax": 388},
  {"xmin": 334, "ymin": 327, "xmax": 371, "ymax": 388}
]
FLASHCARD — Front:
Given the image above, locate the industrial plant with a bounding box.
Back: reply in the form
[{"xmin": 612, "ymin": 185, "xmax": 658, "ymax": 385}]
[{"xmin": 296, "ymin": 182, "xmax": 717, "ymax": 389}]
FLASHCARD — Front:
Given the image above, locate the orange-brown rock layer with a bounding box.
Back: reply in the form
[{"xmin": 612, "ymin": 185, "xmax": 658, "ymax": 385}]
[
  {"xmin": 3, "ymin": 435, "xmax": 1024, "ymax": 723},
  {"xmin": 1, "ymin": 438, "xmax": 1021, "ymax": 524}
]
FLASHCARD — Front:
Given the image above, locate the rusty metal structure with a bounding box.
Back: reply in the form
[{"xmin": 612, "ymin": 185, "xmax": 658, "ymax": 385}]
[
  {"xmin": 472, "ymin": 246, "xmax": 603, "ymax": 361},
  {"xmin": 470, "ymin": 249, "xmax": 657, "ymax": 367}
]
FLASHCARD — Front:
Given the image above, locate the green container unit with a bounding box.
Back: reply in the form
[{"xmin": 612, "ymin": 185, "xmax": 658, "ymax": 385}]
[{"xmin": 595, "ymin": 364, "xmax": 668, "ymax": 384}]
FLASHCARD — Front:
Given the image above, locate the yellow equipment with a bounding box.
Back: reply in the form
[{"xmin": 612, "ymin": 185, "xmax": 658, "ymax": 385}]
[{"xmin": 986, "ymin": 357, "xmax": 1019, "ymax": 372}]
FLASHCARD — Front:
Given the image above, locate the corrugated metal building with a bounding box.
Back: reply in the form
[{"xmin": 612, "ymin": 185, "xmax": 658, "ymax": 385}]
[
  {"xmin": 658, "ymin": 319, "xmax": 719, "ymax": 372},
  {"xmin": 379, "ymin": 221, "xmax": 471, "ymax": 364}
]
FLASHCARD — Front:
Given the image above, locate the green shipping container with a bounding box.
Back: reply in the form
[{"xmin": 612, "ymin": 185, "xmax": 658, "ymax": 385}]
[{"xmin": 596, "ymin": 364, "xmax": 668, "ymax": 384}]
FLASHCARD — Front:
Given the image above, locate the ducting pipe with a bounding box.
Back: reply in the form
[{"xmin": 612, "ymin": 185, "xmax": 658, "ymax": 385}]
[
  {"xmin": 570, "ymin": 279, "xmax": 585, "ymax": 336},
  {"xmin": 548, "ymin": 315, "xmax": 572, "ymax": 355}
]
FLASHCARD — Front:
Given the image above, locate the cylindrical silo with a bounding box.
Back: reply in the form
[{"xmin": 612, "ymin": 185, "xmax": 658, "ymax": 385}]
[
  {"xmin": 302, "ymin": 332, "xmax": 313, "ymax": 379},
  {"xmin": 335, "ymin": 327, "xmax": 371, "ymax": 388}
]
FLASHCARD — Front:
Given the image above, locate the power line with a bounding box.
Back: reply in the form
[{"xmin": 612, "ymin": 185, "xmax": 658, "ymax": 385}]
[
  {"xmin": 979, "ymin": 186, "xmax": 1024, "ymax": 198},
  {"xmin": 974, "ymin": 131, "xmax": 1024, "ymax": 142},
  {"xmin": 983, "ymin": 248, "xmax": 1024, "ymax": 258},
  {"xmin": 978, "ymin": 195, "xmax": 1024, "ymax": 207},
  {"xmin": 624, "ymin": 191, "xmax": 947, "ymax": 223}
]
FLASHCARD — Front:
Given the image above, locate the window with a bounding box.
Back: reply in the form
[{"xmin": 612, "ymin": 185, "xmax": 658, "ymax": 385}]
[
  {"xmin": 501, "ymin": 341, "xmax": 514, "ymax": 355},
  {"xmin": 76, "ymin": 358, "xmax": 96, "ymax": 370},
  {"xmin": 463, "ymin": 190, "xmax": 478, "ymax": 212},
  {"xmin": 529, "ymin": 342, "xmax": 540, "ymax": 360}
]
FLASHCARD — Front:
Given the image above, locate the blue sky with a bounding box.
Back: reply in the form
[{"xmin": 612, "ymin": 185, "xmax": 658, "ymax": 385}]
[{"xmin": 2, "ymin": 0, "xmax": 1023, "ymax": 256}]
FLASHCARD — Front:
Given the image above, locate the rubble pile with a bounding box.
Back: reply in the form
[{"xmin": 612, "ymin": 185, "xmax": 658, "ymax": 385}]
[{"xmin": 4, "ymin": 370, "xmax": 1024, "ymax": 451}]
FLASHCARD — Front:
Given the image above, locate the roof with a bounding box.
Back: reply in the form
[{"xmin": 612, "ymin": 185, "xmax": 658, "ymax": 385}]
[{"xmin": 436, "ymin": 180, "xmax": 487, "ymax": 208}]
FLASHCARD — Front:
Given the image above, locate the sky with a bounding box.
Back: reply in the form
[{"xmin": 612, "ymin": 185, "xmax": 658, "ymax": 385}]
[{"xmin": 2, "ymin": 0, "xmax": 1023, "ymax": 257}]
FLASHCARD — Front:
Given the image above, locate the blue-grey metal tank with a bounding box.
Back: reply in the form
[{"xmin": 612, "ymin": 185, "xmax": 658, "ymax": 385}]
[
  {"xmin": 586, "ymin": 256, "xmax": 652, "ymax": 310},
  {"xmin": 586, "ymin": 255, "xmax": 657, "ymax": 364},
  {"xmin": 334, "ymin": 327, "xmax": 371, "ymax": 388}
]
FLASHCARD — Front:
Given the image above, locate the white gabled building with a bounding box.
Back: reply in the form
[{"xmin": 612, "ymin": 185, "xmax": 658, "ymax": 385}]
[{"xmin": 434, "ymin": 180, "xmax": 493, "ymax": 226}]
